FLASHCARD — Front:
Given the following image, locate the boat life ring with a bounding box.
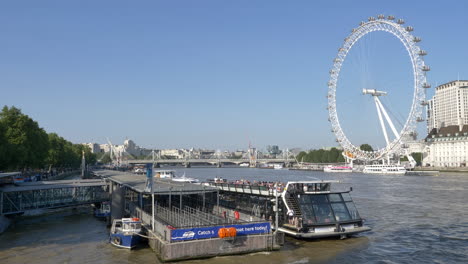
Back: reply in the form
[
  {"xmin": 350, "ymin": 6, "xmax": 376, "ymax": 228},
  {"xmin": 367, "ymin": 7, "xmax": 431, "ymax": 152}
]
[{"xmin": 113, "ymin": 236, "xmax": 121, "ymax": 245}]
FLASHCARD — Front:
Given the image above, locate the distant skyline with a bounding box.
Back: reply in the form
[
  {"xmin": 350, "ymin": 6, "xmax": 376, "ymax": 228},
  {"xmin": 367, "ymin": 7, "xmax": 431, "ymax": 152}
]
[{"xmin": 1, "ymin": 1, "xmax": 467, "ymax": 150}]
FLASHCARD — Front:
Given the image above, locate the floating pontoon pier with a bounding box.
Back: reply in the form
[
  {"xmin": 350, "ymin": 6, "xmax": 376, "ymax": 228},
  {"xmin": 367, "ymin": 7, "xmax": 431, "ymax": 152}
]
[{"xmin": 94, "ymin": 170, "xmax": 281, "ymax": 262}]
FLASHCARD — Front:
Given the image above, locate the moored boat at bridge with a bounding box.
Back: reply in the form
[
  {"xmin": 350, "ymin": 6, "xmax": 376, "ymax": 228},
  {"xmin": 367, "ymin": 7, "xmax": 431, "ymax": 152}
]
[{"xmin": 109, "ymin": 218, "xmax": 142, "ymax": 249}]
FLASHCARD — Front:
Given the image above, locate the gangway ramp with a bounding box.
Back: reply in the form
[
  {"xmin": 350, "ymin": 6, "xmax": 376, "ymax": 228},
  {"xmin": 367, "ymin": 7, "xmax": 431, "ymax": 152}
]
[{"xmin": 0, "ymin": 179, "xmax": 108, "ymax": 215}]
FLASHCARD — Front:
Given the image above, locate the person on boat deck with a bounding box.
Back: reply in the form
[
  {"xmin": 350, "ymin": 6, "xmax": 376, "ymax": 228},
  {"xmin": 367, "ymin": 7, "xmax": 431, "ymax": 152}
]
[{"xmin": 287, "ymin": 209, "xmax": 294, "ymax": 224}]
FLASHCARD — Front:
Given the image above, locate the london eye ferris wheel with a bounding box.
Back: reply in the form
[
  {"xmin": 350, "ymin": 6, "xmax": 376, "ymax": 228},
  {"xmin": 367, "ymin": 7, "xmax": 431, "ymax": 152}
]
[{"xmin": 327, "ymin": 15, "xmax": 431, "ymax": 162}]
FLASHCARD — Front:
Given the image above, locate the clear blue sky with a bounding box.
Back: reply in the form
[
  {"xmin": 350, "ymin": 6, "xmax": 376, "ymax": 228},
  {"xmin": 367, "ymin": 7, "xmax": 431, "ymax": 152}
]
[{"xmin": 1, "ymin": 0, "xmax": 467, "ymax": 151}]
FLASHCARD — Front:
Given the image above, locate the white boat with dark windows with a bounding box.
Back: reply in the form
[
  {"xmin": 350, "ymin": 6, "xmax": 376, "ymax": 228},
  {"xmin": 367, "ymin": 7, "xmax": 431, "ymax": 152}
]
[
  {"xmin": 154, "ymin": 170, "xmax": 199, "ymax": 183},
  {"xmin": 323, "ymin": 165, "xmax": 353, "ymax": 173},
  {"xmin": 363, "ymin": 164, "xmax": 407, "ymax": 175}
]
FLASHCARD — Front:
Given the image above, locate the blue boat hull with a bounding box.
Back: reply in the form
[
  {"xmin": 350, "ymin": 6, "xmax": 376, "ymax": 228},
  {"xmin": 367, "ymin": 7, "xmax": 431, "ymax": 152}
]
[
  {"xmin": 94, "ymin": 211, "xmax": 110, "ymax": 218},
  {"xmin": 109, "ymin": 233, "xmax": 141, "ymax": 249}
]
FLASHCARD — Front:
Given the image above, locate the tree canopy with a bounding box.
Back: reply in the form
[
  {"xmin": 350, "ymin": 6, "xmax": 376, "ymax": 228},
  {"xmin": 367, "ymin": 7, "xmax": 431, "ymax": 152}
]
[
  {"xmin": 359, "ymin": 144, "xmax": 374, "ymax": 152},
  {"xmin": 296, "ymin": 147, "xmax": 345, "ymax": 163},
  {"xmin": 0, "ymin": 106, "xmax": 96, "ymax": 171}
]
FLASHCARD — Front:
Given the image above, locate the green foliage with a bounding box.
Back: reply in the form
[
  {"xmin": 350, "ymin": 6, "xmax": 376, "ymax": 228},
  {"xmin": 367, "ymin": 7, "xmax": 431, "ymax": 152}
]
[
  {"xmin": 359, "ymin": 144, "xmax": 374, "ymax": 152},
  {"xmin": 411, "ymin": 152, "xmax": 423, "ymax": 166},
  {"xmin": 0, "ymin": 106, "xmax": 49, "ymax": 169},
  {"xmin": 296, "ymin": 147, "xmax": 345, "ymax": 163},
  {"xmin": 99, "ymin": 153, "xmax": 112, "ymax": 164},
  {"xmin": 0, "ymin": 105, "xmax": 97, "ymax": 170}
]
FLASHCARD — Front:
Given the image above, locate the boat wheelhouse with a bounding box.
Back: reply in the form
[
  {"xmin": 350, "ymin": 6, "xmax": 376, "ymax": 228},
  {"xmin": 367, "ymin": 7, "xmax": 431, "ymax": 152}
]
[
  {"xmin": 279, "ymin": 181, "xmax": 370, "ymax": 238},
  {"xmin": 363, "ymin": 164, "xmax": 407, "ymax": 175},
  {"xmin": 109, "ymin": 218, "xmax": 142, "ymax": 249}
]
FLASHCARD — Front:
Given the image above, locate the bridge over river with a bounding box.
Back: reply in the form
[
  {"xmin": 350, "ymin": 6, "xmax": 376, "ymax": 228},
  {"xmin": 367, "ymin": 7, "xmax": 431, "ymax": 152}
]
[
  {"xmin": 127, "ymin": 158, "xmax": 295, "ymax": 167},
  {"xmin": 0, "ymin": 179, "xmax": 108, "ymax": 215}
]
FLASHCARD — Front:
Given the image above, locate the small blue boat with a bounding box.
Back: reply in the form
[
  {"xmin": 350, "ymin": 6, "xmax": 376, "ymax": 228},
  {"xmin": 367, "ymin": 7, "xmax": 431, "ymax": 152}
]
[
  {"xmin": 109, "ymin": 218, "xmax": 142, "ymax": 249},
  {"xmin": 94, "ymin": 202, "xmax": 111, "ymax": 218}
]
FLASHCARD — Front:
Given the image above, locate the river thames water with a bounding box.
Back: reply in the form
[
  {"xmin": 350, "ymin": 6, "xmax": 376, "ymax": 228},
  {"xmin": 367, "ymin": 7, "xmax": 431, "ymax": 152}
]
[{"xmin": 0, "ymin": 168, "xmax": 467, "ymax": 264}]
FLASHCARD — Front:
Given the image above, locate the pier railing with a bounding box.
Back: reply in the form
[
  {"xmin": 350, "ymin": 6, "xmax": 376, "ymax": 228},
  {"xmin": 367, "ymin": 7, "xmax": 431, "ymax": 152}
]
[
  {"xmin": 207, "ymin": 183, "xmax": 277, "ymax": 196},
  {"xmin": 154, "ymin": 204, "xmax": 243, "ymax": 228}
]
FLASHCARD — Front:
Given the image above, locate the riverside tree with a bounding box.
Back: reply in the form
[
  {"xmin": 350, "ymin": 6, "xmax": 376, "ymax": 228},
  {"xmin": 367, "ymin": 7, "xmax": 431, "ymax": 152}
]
[{"xmin": 0, "ymin": 106, "xmax": 96, "ymax": 171}]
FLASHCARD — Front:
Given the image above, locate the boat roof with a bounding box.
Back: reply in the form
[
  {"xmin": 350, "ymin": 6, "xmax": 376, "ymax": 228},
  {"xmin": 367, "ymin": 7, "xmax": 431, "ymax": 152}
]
[
  {"xmin": 94, "ymin": 169, "xmax": 217, "ymax": 195},
  {"xmin": 121, "ymin": 218, "xmax": 141, "ymax": 223},
  {"xmin": 0, "ymin": 172, "xmax": 21, "ymax": 178},
  {"xmin": 286, "ymin": 180, "xmax": 340, "ymax": 184}
]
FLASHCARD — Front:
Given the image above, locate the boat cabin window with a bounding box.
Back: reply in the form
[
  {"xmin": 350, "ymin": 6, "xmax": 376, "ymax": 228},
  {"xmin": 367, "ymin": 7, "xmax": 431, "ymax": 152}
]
[
  {"xmin": 303, "ymin": 183, "xmax": 331, "ymax": 192},
  {"xmin": 298, "ymin": 193, "xmax": 360, "ymax": 226},
  {"xmin": 123, "ymin": 222, "xmax": 141, "ymax": 231}
]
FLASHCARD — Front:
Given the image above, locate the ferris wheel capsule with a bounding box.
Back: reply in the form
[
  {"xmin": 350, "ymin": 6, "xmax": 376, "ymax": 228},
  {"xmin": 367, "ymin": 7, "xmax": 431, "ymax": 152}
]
[
  {"xmin": 397, "ymin": 19, "xmax": 405, "ymax": 24},
  {"xmin": 423, "ymin": 83, "xmax": 431, "ymax": 88},
  {"xmin": 422, "ymin": 65, "xmax": 431, "ymax": 71},
  {"xmin": 387, "ymin": 15, "xmax": 395, "ymax": 20},
  {"xmin": 368, "ymin": 17, "xmax": 376, "ymax": 21},
  {"xmin": 416, "ymin": 117, "xmax": 425, "ymax": 122},
  {"xmin": 418, "ymin": 50, "xmax": 427, "ymax": 56},
  {"xmin": 413, "ymin": 37, "xmax": 421, "ymax": 42},
  {"xmin": 377, "ymin": 14, "xmax": 385, "ymax": 19},
  {"xmin": 359, "ymin": 21, "xmax": 365, "ymax": 26},
  {"xmin": 405, "ymin": 26, "xmax": 414, "ymax": 32},
  {"xmin": 421, "ymin": 100, "xmax": 429, "ymax": 106}
]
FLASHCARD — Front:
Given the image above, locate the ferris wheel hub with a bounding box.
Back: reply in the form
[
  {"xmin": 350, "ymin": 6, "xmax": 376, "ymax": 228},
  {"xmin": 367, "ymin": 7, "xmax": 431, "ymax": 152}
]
[{"xmin": 362, "ymin": 89, "xmax": 387, "ymax": 96}]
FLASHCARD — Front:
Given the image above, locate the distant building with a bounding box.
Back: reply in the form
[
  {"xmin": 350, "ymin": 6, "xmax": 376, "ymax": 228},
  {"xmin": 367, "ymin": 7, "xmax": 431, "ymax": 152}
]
[
  {"xmin": 427, "ymin": 80, "xmax": 468, "ymax": 133},
  {"xmin": 424, "ymin": 124, "xmax": 468, "ymax": 167},
  {"xmin": 82, "ymin": 143, "xmax": 101, "ymax": 153},
  {"xmin": 160, "ymin": 149, "xmax": 184, "ymax": 159},
  {"xmin": 99, "ymin": 144, "xmax": 111, "ymax": 153}
]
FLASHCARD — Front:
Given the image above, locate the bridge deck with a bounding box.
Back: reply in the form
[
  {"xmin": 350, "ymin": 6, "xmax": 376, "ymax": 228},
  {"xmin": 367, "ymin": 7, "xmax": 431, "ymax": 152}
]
[{"xmin": 1, "ymin": 179, "xmax": 109, "ymax": 215}]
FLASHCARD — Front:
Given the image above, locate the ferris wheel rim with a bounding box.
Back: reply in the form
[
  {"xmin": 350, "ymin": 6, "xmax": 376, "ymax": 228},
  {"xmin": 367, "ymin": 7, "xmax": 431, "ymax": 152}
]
[{"xmin": 327, "ymin": 16, "xmax": 428, "ymax": 161}]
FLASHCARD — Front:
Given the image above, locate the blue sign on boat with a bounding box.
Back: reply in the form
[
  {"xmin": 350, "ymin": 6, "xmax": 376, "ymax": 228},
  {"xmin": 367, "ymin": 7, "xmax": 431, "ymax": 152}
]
[{"xmin": 171, "ymin": 222, "xmax": 271, "ymax": 241}]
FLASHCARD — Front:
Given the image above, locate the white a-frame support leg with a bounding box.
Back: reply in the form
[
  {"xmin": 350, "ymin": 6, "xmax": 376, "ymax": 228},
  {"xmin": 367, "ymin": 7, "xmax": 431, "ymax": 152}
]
[
  {"xmin": 375, "ymin": 97, "xmax": 400, "ymax": 139},
  {"xmin": 374, "ymin": 97, "xmax": 390, "ymax": 146}
]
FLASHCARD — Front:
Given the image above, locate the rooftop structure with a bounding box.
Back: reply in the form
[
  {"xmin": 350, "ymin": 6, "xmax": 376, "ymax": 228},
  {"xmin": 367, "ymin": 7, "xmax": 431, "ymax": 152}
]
[{"xmin": 94, "ymin": 170, "xmax": 217, "ymax": 195}]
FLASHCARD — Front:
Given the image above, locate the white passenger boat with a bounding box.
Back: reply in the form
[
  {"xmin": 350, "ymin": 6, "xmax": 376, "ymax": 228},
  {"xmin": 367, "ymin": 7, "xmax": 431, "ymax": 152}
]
[
  {"xmin": 154, "ymin": 170, "xmax": 176, "ymax": 179},
  {"xmin": 363, "ymin": 164, "xmax": 407, "ymax": 175},
  {"xmin": 273, "ymin": 164, "xmax": 284, "ymax": 170},
  {"xmin": 323, "ymin": 165, "xmax": 353, "ymax": 173},
  {"xmin": 155, "ymin": 170, "xmax": 199, "ymax": 183},
  {"xmin": 206, "ymin": 179, "xmax": 371, "ymax": 239}
]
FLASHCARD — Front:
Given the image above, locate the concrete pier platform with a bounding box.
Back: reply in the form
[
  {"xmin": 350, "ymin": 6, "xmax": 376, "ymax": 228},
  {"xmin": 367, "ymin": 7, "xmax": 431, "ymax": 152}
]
[{"xmin": 147, "ymin": 229, "xmax": 282, "ymax": 262}]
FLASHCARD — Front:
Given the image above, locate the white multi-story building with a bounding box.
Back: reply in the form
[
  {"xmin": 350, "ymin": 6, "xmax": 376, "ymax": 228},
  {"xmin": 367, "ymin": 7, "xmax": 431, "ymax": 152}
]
[
  {"xmin": 424, "ymin": 124, "xmax": 468, "ymax": 167},
  {"xmin": 427, "ymin": 80, "xmax": 468, "ymax": 133}
]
